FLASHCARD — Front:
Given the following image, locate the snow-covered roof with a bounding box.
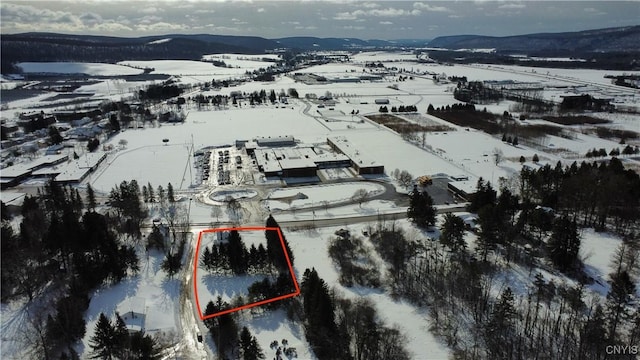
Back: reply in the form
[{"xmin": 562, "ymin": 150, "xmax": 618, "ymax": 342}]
[
  {"xmin": 448, "ymin": 179, "xmax": 478, "ymax": 195},
  {"xmin": 54, "ymin": 152, "xmax": 106, "ymax": 183},
  {"xmin": 327, "ymin": 136, "xmax": 381, "ymax": 168},
  {"xmin": 0, "ymin": 191, "xmax": 26, "ymax": 205},
  {"xmin": 1, "ymin": 154, "xmax": 69, "ymax": 178}
]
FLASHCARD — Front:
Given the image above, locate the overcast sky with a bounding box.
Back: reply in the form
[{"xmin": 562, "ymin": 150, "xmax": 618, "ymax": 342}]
[{"xmin": 1, "ymin": 1, "xmax": 638, "ymax": 40}]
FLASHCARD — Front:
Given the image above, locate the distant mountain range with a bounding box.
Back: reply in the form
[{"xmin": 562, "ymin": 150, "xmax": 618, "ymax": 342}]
[
  {"xmin": 2, "ymin": 25, "xmax": 638, "ymax": 73},
  {"xmin": 428, "ymin": 26, "xmax": 640, "ymax": 53}
]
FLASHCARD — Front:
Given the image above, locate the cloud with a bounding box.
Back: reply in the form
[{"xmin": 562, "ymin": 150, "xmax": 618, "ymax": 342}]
[
  {"xmin": 584, "ymin": 7, "xmax": 607, "ymax": 15},
  {"xmin": 379, "ymin": 21, "xmax": 393, "ymax": 25},
  {"xmin": 79, "ymin": 12, "xmax": 103, "ymax": 26},
  {"xmin": 139, "ymin": 7, "xmax": 164, "ymax": 14},
  {"xmin": 138, "ymin": 15, "xmax": 163, "ymax": 25},
  {"xmin": 257, "ymin": 8, "xmax": 265, "ymax": 13},
  {"xmin": 498, "ymin": 3, "xmax": 526, "ymax": 10},
  {"xmin": 413, "ymin": 3, "xmax": 450, "ymax": 12},
  {"xmin": 333, "ymin": 7, "xmax": 421, "ymax": 20},
  {"xmin": 136, "ymin": 21, "xmax": 189, "ymax": 32},
  {"xmin": 333, "ymin": 11, "xmax": 358, "ymax": 20},
  {"xmin": 361, "ymin": 2, "xmax": 380, "ymax": 9}
]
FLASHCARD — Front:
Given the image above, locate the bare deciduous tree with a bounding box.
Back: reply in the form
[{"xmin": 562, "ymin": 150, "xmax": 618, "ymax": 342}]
[{"xmin": 351, "ymin": 188, "xmax": 369, "ymax": 208}]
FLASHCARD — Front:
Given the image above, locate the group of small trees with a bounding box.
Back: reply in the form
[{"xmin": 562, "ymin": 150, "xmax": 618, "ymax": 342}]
[
  {"xmin": 378, "ymin": 105, "xmax": 418, "ymax": 113},
  {"xmin": 300, "ymin": 268, "xmax": 410, "ymax": 360},
  {"xmin": 501, "ymin": 133, "xmax": 519, "ymax": 145},
  {"xmin": 141, "ymin": 182, "xmax": 175, "ymax": 204},
  {"xmin": 202, "ymin": 297, "xmax": 266, "ymax": 359},
  {"xmin": 90, "ymin": 313, "xmax": 159, "ymax": 359},
  {"xmin": 246, "ymin": 273, "xmax": 297, "ymax": 307},
  {"xmin": 328, "ymin": 231, "xmax": 381, "ymax": 287},
  {"xmin": 201, "ymin": 230, "xmax": 271, "ymax": 275},
  {"xmin": 586, "ymin": 145, "xmax": 638, "ymax": 158},
  {"xmin": 427, "ymin": 102, "xmax": 477, "ymax": 115},
  {"xmin": 108, "ymin": 180, "xmax": 148, "ymax": 239},
  {"xmin": 519, "ymin": 154, "xmax": 540, "ymax": 163},
  {"xmin": 138, "ymin": 83, "xmax": 183, "ymax": 102}
]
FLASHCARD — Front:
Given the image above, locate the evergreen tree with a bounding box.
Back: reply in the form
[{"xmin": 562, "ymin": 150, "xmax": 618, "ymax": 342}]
[
  {"xmin": 580, "ymin": 304, "xmax": 608, "ymax": 358},
  {"xmin": 265, "ymin": 215, "xmax": 294, "ymax": 270},
  {"xmin": 485, "ymin": 287, "xmax": 517, "ymax": 358},
  {"xmin": 128, "ymin": 331, "xmax": 161, "ymax": 360},
  {"xmin": 48, "ymin": 126, "xmax": 63, "ymax": 145},
  {"xmin": 547, "ymin": 216, "xmax": 580, "ymax": 272},
  {"xmin": 239, "ymin": 327, "xmax": 265, "ymax": 360},
  {"xmin": 142, "ymin": 185, "xmax": 149, "ymax": 203},
  {"xmin": 86, "ymin": 184, "xmax": 97, "ymax": 211},
  {"xmin": 147, "ymin": 182, "xmax": 155, "ymax": 203},
  {"xmin": 113, "ymin": 313, "xmax": 130, "ymax": 358},
  {"xmin": 406, "ymin": 189, "xmax": 436, "ymax": 228},
  {"xmin": 532, "ymin": 153, "xmax": 540, "ymax": 163},
  {"xmin": 300, "ymin": 268, "xmax": 345, "ymax": 359},
  {"xmin": 161, "ymin": 252, "xmax": 182, "ymax": 277},
  {"xmin": 227, "ymin": 230, "xmax": 248, "ymax": 274},
  {"xmin": 157, "ymin": 185, "xmax": 165, "ymax": 204},
  {"xmin": 201, "ymin": 246, "xmax": 213, "ymax": 272},
  {"xmin": 167, "ymin": 182, "xmax": 175, "ymax": 203},
  {"xmin": 89, "ymin": 313, "xmax": 115, "ymax": 360},
  {"xmin": 606, "ymin": 270, "xmax": 636, "ymax": 339},
  {"xmin": 477, "ymin": 204, "xmax": 500, "ymax": 261},
  {"xmin": 468, "ymin": 178, "xmax": 497, "ymax": 213},
  {"xmin": 439, "ymin": 213, "xmax": 466, "ymax": 252}
]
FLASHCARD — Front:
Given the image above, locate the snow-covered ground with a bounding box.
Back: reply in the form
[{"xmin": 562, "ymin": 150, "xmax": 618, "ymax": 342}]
[
  {"xmin": 266, "ymin": 182, "xmax": 385, "ymax": 210},
  {"xmin": 17, "ymin": 62, "xmax": 144, "ymax": 76},
  {"xmin": 76, "ymin": 249, "xmax": 182, "ymax": 357},
  {"xmin": 285, "ymin": 220, "xmax": 452, "ymax": 359},
  {"xmin": 3, "ymin": 54, "xmax": 639, "ymax": 359}
]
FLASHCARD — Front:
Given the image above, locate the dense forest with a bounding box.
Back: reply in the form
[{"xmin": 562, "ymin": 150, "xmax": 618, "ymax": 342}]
[{"xmin": 0, "ymin": 179, "xmax": 191, "ymax": 359}]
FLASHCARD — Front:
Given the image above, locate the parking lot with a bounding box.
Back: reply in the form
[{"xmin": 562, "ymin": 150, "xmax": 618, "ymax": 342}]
[{"xmin": 194, "ymin": 146, "xmax": 256, "ymax": 187}]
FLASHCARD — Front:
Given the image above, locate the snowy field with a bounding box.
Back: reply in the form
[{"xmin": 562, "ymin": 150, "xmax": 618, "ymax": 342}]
[
  {"xmin": 91, "ymin": 143, "xmax": 192, "ymax": 192},
  {"xmin": 17, "ymin": 62, "xmax": 144, "ymax": 76},
  {"xmin": 266, "ymin": 182, "xmax": 386, "ymax": 210}
]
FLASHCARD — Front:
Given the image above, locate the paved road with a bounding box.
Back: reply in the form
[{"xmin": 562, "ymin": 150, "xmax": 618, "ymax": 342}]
[{"xmin": 143, "ymin": 204, "xmax": 468, "ymax": 229}]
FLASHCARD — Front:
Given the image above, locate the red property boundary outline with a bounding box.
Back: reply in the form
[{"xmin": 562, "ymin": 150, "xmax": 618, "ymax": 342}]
[{"xmin": 193, "ymin": 226, "xmax": 300, "ymax": 320}]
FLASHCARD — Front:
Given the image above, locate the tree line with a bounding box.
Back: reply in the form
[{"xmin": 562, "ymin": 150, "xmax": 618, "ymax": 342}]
[
  {"xmin": 200, "ymin": 230, "xmax": 272, "ymax": 275},
  {"xmin": 378, "ymin": 104, "xmax": 418, "ymax": 113}
]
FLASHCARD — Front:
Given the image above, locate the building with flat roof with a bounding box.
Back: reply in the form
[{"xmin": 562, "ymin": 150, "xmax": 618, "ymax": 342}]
[
  {"xmin": 326, "ymin": 136, "xmax": 384, "ymax": 175},
  {"xmin": 447, "ymin": 179, "xmax": 477, "ymax": 201},
  {"xmin": 1, "ymin": 154, "xmax": 69, "ymax": 188},
  {"xmin": 54, "ymin": 152, "xmax": 107, "ymax": 185},
  {"xmin": 252, "ymin": 143, "xmax": 352, "ymax": 179}
]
